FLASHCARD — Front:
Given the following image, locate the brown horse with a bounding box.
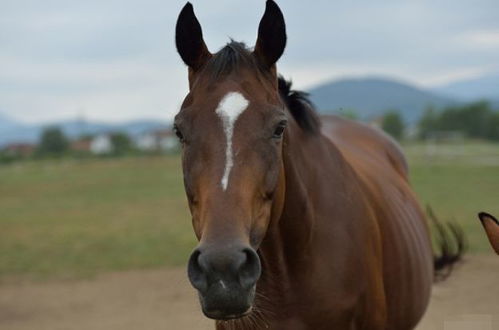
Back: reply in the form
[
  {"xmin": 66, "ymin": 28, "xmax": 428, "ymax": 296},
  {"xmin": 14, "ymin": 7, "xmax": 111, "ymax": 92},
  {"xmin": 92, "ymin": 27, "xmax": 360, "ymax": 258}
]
[
  {"xmin": 173, "ymin": 1, "xmax": 462, "ymax": 329},
  {"xmin": 478, "ymin": 212, "xmax": 499, "ymax": 254}
]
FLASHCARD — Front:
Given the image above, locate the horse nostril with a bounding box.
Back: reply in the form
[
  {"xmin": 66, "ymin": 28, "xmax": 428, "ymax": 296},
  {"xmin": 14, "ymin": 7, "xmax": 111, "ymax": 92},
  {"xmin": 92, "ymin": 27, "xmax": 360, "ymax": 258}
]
[
  {"xmin": 238, "ymin": 248, "xmax": 261, "ymax": 289},
  {"xmin": 188, "ymin": 246, "xmax": 261, "ymax": 293},
  {"xmin": 188, "ymin": 249, "xmax": 208, "ymax": 293}
]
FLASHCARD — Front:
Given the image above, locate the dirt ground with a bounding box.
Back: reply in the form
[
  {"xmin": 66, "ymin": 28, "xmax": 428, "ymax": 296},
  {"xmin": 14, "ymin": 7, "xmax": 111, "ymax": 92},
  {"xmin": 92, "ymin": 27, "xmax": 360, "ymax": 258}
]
[{"xmin": 1, "ymin": 256, "xmax": 497, "ymax": 330}]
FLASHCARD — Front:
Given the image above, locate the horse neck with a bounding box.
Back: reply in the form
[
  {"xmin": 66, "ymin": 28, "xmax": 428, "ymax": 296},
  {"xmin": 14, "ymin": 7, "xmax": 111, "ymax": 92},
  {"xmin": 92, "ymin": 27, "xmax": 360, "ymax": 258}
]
[{"xmin": 257, "ymin": 124, "xmax": 352, "ymax": 297}]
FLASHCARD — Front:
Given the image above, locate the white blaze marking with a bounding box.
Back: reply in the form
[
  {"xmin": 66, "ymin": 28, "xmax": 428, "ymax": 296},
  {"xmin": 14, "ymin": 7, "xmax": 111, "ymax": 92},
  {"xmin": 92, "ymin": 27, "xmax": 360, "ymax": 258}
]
[
  {"xmin": 219, "ymin": 280, "xmax": 227, "ymax": 289},
  {"xmin": 215, "ymin": 92, "xmax": 249, "ymax": 191}
]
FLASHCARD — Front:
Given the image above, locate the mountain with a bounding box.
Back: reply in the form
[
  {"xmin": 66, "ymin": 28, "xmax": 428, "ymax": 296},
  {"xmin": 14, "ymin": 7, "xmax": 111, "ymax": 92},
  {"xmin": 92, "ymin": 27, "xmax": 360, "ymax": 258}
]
[
  {"xmin": 3, "ymin": 74, "xmax": 496, "ymax": 145},
  {"xmin": 0, "ymin": 114, "xmax": 33, "ymax": 145},
  {"xmin": 307, "ymin": 77, "xmax": 456, "ymax": 123},
  {"xmin": 43, "ymin": 119, "xmax": 169, "ymax": 138},
  {"xmin": 0, "ymin": 115, "xmax": 170, "ymax": 147},
  {"xmin": 0, "ymin": 113, "xmax": 24, "ymax": 132},
  {"xmin": 432, "ymin": 73, "xmax": 499, "ymax": 102}
]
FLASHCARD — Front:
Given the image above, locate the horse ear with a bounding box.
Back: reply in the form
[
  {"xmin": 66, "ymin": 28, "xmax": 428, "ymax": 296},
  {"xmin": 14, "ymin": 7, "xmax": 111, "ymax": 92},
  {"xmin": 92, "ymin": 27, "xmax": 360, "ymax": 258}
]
[
  {"xmin": 254, "ymin": 0, "xmax": 287, "ymax": 69},
  {"xmin": 478, "ymin": 212, "xmax": 499, "ymax": 255},
  {"xmin": 175, "ymin": 2, "xmax": 211, "ymax": 71}
]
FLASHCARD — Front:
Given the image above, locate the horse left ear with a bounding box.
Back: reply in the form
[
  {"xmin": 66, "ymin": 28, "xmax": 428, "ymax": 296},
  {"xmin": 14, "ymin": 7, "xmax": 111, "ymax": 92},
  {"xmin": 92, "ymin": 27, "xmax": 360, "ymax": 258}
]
[
  {"xmin": 254, "ymin": 0, "xmax": 287, "ymax": 69},
  {"xmin": 478, "ymin": 212, "xmax": 499, "ymax": 255}
]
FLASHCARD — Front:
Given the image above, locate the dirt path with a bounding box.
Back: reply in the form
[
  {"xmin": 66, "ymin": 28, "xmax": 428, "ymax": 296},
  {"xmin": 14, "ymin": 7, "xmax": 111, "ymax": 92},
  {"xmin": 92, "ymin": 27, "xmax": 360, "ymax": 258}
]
[{"xmin": 1, "ymin": 256, "xmax": 498, "ymax": 330}]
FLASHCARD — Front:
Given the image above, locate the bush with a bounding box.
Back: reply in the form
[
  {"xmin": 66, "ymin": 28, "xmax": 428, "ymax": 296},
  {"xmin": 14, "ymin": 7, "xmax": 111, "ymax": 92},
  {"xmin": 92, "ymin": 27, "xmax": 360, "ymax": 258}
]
[
  {"xmin": 110, "ymin": 132, "xmax": 132, "ymax": 156},
  {"xmin": 0, "ymin": 150, "xmax": 17, "ymax": 164}
]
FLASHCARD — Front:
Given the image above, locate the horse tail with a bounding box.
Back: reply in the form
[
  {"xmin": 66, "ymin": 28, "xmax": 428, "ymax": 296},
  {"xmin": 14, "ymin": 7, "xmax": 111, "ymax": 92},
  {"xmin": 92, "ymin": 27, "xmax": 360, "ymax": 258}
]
[{"xmin": 427, "ymin": 206, "xmax": 467, "ymax": 281}]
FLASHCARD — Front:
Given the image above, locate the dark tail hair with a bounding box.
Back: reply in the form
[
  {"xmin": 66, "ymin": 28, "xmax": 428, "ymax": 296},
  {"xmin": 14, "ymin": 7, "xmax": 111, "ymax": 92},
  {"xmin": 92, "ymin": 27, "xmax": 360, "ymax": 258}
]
[{"xmin": 427, "ymin": 206, "xmax": 467, "ymax": 281}]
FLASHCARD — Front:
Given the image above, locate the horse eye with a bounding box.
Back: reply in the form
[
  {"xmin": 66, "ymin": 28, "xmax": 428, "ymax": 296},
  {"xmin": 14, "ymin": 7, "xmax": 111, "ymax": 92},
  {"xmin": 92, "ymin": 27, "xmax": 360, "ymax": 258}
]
[
  {"xmin": 173, "ymin": 125, "xmax": 184, "ymax": 141},
  {"xmin": 272, "ymin": 121, "xmax": 287, "ymax": 139}
]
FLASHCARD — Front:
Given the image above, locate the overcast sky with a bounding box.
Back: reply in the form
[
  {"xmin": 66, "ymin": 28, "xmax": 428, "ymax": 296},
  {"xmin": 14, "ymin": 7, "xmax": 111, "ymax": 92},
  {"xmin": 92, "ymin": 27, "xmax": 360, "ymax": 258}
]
[{"xmin": 1, "ymin": 0, "xmax": 499, "ymax": 124}]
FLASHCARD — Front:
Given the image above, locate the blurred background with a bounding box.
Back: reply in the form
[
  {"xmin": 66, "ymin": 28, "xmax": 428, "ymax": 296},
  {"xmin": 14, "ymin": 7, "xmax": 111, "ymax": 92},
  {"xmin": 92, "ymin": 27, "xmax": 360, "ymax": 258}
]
[{"xmin": 1, "ymin": 0, "xmax": 498, "ymax": 329}]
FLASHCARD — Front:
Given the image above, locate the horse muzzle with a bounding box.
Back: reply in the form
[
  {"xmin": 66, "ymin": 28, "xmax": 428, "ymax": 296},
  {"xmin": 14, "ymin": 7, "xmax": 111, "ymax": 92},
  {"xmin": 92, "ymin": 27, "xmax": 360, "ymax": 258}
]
[{"xmin": 187, "ymin": 244, "xmax": 261, "ymax": 319}]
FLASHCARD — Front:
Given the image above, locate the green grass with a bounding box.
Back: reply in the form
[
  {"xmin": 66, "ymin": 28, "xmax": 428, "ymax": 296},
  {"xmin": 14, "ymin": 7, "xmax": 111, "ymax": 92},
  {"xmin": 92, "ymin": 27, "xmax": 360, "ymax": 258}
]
[
  {"xmin": 0, "ymin": 156, "xmax": 195, "ymax": 280},
  {"xmin": 405, "ymin": 141, "xmax": 499, "ymax": 253},
  {"xmin": 1, "ymin": 142, "xmax": 498, "ymax": 280}
]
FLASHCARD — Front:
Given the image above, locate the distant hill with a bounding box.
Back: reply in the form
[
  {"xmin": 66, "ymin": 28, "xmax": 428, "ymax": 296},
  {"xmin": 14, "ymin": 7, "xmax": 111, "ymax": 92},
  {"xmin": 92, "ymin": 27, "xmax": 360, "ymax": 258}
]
[
  {"xmin": 0, "ymin": 114, "xmax": 33, "ymax": 145},
  {"xmin": 307, "ymin": 77, "xmax": 456, "ymax": 123},
  {"xmin": 3, "ymin": 74, "xmax": 497, "ymax": 145},
  {"xmin": 0, "ymin": 115, "xmax": 170, "ymax": 147},
  {"xmin": 432, "ymin": 73, "xmax": 499, "ymax": 102},
  {"xmin": 0, "ymin": 113, "xmax": 24, "ymax": 132}
]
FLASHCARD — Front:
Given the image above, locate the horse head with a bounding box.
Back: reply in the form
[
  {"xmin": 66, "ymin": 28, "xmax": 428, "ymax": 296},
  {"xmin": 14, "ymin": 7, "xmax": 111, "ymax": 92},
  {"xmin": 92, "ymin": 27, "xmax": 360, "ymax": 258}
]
[{"xmin": 174, "ymin": 0, "xmax": 287, "ymax": 320}]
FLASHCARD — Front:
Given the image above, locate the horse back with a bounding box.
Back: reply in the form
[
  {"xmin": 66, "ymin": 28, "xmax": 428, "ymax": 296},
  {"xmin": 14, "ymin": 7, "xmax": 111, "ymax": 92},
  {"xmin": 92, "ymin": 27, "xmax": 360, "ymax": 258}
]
[{"xmin": 320, "ymin": 115, "xmax": 433, "ymax": 329}]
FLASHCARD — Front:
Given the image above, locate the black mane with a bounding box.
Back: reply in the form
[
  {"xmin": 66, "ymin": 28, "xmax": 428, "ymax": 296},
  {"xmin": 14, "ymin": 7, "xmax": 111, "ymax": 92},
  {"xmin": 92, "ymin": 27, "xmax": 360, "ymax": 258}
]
[
  {"xmin": 278, "ymin": 77, "xmax": 321, "ymax": 134},
  {"xmin": 204, "ymin": 41, "xmax": 321, "ymax": 134},
  {"xmin": 203, "ymin": 41, "xmax": 263, "ymax": 81}
]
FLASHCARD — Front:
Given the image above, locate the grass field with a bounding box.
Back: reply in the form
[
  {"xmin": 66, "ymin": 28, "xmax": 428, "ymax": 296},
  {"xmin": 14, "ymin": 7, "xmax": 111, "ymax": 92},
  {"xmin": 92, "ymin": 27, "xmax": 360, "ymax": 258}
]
[
  {"xmin": 0, "ymin": 157, "xmax": 191, "ymax": 280},
  {"xmin": 1, "ymin": 141, "xmax": 499, "ymax": 280},
  {"xmin": 405, "ymin": 141, "xmax": 499, "ymax": 253}
]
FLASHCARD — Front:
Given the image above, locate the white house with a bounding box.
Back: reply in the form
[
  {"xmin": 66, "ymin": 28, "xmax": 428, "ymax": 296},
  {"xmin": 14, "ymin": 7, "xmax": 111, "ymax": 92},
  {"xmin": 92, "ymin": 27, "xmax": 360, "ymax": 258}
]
[
  {"xmin": 158, "ymin": 132, "xmax": 178, "ymax": 151},
  {"xmin": 135, "ymin": 133, "xmax": 157, "ymax": 151},
  {"xmin": 90, "ymin": 134, "xmax": 113, "ymax": 154},
  {"xmin": 135, "ymin": 129, "xmax": 178, "ymax": 153}
]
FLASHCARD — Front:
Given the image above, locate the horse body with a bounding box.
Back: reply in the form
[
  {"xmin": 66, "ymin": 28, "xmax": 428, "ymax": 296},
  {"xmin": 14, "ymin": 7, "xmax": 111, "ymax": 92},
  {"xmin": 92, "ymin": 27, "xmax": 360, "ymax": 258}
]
[
  {"xmin": 174, "ymin": 1, "xmax": 459, "ymax": 329},
  {"xmin": 320, "ymin": 116, "xmax": 434, "ymax": 328}
]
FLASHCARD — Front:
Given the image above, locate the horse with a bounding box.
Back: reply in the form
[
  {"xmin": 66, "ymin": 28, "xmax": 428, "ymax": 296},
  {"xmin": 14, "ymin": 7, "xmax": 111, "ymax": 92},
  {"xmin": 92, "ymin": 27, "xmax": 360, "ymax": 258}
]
[
  {"xmin": 478, "ymin": 212, "xmax": 499, "ymax": 254},
  {"xmin": 173, "ymin": 1, "xmax": 462, "ymax": 328}
]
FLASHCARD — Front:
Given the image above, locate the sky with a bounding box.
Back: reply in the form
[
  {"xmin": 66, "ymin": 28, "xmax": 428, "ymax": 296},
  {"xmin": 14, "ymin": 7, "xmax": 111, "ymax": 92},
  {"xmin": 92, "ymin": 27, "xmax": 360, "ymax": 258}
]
[{"xmin": 1, "ymin": 0, "xmax": 499, "ymax": 124}]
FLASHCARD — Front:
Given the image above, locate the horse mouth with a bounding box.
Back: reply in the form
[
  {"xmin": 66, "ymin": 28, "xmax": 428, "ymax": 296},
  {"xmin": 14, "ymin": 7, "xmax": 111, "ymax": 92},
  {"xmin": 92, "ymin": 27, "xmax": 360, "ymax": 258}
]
[
  {"xmin": 199, "ymin": 284, "xmax": 256, "ymax": 320},
  {"xmin": 204, "ymin": 306, "xmax": 253, "ymax": 320}
]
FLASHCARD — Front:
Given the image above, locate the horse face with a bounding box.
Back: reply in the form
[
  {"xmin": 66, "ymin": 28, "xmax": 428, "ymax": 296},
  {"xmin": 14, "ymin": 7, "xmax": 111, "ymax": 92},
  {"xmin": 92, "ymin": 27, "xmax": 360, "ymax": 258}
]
[
  {"xmin": 177, "ymin": 93, "xmax": 286, "ymax": 319},
  {"xmin": 174, "ymin": 1, "xmax": 287, "ymax": 320}
]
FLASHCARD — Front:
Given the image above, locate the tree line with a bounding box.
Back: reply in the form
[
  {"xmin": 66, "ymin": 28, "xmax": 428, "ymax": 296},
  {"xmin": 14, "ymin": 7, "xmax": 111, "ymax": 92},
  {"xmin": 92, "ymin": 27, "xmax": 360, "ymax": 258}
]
[
  {"xmin": 380, "ymin": 101, "xmax": 499, "ymax": 141},
  {"xmin": 0, "ymin": 128, "xmax": 134, "ymax": 164},
  {"xmin": 2, "ymin": 102, "xmax": 498, "ymax": 164},
  {"xmin": 36, "ymin": 128, "xmax": 133, "ymax": 157},
  {"xmin": 418, "ymin": 101, "xmax": 499, "ymax": 141}
]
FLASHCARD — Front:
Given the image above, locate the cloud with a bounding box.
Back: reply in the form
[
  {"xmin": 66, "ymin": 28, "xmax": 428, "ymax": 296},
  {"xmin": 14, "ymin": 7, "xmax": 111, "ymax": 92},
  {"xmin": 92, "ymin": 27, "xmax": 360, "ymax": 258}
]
[
  {"xmin": 1, "ymin": 0, "xmax": 498, "ymax": 123},
  {"xmin": 0, "ymin": 55, "xmax": 188, "ymax": 123},
  {"xmin": 456, "ymin": 30, "xmax": 499, "ymax": 49}
]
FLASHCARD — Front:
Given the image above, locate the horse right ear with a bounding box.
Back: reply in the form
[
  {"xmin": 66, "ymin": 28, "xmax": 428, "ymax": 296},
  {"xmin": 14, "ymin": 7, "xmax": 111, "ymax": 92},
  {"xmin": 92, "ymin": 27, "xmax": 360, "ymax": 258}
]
[
  {"xmin": 254, "ymin": 0, "xmax": 287, "ymax": 69},
  {"xmin": 175, "ymin": 2, "xmax": 211, "ymax": 71}
]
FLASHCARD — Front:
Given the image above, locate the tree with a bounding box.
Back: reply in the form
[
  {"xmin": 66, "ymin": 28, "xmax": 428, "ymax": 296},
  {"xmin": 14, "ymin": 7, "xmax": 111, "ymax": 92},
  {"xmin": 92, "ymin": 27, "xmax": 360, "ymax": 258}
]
[
  {"xmin": 382, "ymin": 110, "xmax": 405, "ymax": 140},
  {"xmin": 486, "ymin": 112, "xmax": 499, "ymax": 141},
  {"xmin": 37, "ymin": 126, "xmax": 69, "ymax": 157},
  {"xmin": 110, "ymin": 132, "xmax": 132, "ymax": 155},
  {"xmin": 418, "ymin": 106, "xmax": 438, "ymax": 139}
]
